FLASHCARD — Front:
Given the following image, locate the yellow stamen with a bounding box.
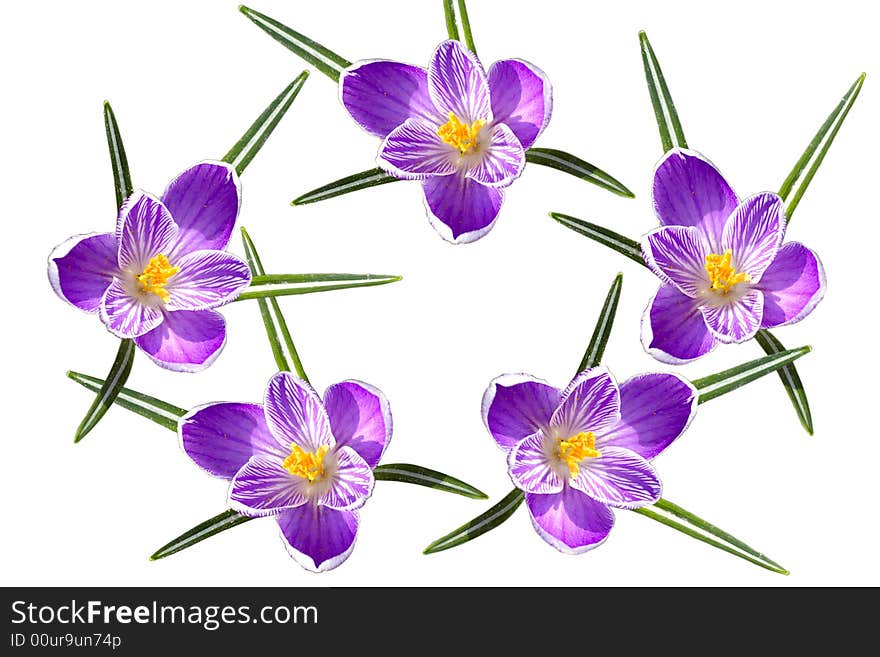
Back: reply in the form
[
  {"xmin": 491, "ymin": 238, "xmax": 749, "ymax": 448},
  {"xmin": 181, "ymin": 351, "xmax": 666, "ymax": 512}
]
[
  {"xmin": 136, "ymin": 254, "xmax": 179, "ymax": 303},
  {"xmin": 282, "ymin": 444, "xmax": 329, "ymax": 483},
  {"xmin": 558, "ymin": 431, "xmax": 601, "ymax": 478},
  {"xmin": 437, "ymin": 112, "xmax": 485, "ymax": 155},
  {"xmin": 704, "ymin": 249, "xmax": 750, "ymax": 295}
]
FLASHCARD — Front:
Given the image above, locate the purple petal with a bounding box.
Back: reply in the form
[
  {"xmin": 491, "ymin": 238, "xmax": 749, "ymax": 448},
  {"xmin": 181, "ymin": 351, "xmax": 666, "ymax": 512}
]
[
  {"xmin": 642, "ymin": 225, "xmax": 710, "ymax": 298},
  {"xmin": 134, "ymin": 308, "xmax": 226, "ymax": 372},
  {"xmin": 316, "ymin": 447, "xmax": 374, "ymax": 511},
  {"xmin": 653, "ymin": 148, "xmax": 738, "ymax": 250},
  {"xmin": 323, "ymin": 380, "xmax": 391, "ymax": 469},
  {"xmin": 721, "ymin": 192, "xmax": 786, "ymax": 282},
  {"xmin": 550, "ymin": 368, "xmax": 621, "ymax": 437},
  {"xmin": 466, "ymin": 123, "xmax": 525, "ymax": 187},
  {"xmin": 598, "ymin": 374, "xmax": 698, "ymax": 460},
  {"xmin": 229, "ymin": 455, "xmax": 310, "ymax": 517},
  {"xmin": 377, "ymin": 118, "xmax": 458, "ymax": 179},
  {"xmin": 428, "ymin": 40, "xmax": 492, "ymax": 123},
  {"xmin": 264, "ymin": 372, "xmax": 334, "ymax": 452},
  {"xmin": 700, "ymin": 289, "xmax": 764, "ymax": 343},
  {"xmin": 481, "ymin": 374, "xmax": 561, "ymax": 452},
  {"xmin": 277, "ymin": 505, "xmax": 359, "ymax": 572},
  {"xmin": 508, "ymin": 433, "xmax": 564, "ymax": 494},
  {"xmin": 162, "ymin": 162, "xmax": 241, "ymax": 260},
  {"xmin": 422, "ymin": 174, "xmax": 503, "ymax": 243},
  {"xmin": 526, "ymin": 487, "xmax": 614, "ymax": 554},
  {"xmin": 642, "ymin": 284, "xmax": 717, "ymax": 364},
  {"xmin": 180, "ymin": 402, "xmax": 284, "ymax": 479},
  {"xmin": 48, "ymin": 232, "xmax": 117, "ymax": 313},
  {"xmin": 99, "ymin": 279, "xmax": 164, "ymax": 338},
  {"xmin": 340, "ymin": 60, "xmax": 439, "ymax": 138},
  {"xmin": 570, "ymin": 446, "xmax": 661, "ymax": 509},
  {"xmin": 116, "ymin": 191, "xmax": 178, "ymax": 272},
  {"xmin": 164, "ymin": 249, "xmax": 252, "ymax": 311},
  {"xmin": 757, "ymin": 242, "xmax": 826, "ymax": 328},
  {"xmin": 487, "ymin": 58, "xmax": 552, "ymax": 149}
]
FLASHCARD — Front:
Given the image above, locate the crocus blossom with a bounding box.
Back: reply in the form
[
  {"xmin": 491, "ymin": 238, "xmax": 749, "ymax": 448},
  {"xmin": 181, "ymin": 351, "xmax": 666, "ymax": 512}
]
[
  {"xmin": 48, "ymin": 162, "xmax": 251, "ymax": 372},
  {"xmin": 641, "ymin": 148, "xmax": 826, "ymax": 364},
  {"xmin": 482, "ymin": 368, "xmax": 696, "ymax": 553},
  {"xmin": 180, "ymin": 371, "xmax": 391, "ymax": 572},
  {"xmin": 340, "ymin": 39, "xmax": 552, "ymax": 243}
]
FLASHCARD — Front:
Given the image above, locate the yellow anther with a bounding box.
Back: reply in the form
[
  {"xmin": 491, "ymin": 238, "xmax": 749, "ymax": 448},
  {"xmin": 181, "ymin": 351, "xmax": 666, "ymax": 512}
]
[
  {"xmin": 558, "ymin": 431, "xmax": 601, "ymax": 478},
  {"xmin": 704, "ymin": 249, "xmax": 750, "ymax": 295},
  {"xmin": 437, "ymin": 112, "xmax": 485, "ymax": 155},
  {"xmin": 282, "ymin": 444, "xmax": 329, "ymax": 483},
  {"xmin": 136, "ymin": 254, "xmax": 179, "ymax": 303}
]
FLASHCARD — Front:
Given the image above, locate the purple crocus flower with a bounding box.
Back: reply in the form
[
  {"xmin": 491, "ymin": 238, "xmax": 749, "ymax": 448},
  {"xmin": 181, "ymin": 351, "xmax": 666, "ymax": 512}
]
[
  {"xmin": 482, "ymin": 368, "xmax": 696, "ymax": 553},
  {"xmin": 340, "ymin": 39, "xmax": 552, "ymax": 243},
  {"xmin": 640, "ymin": 149, "xmax": 826, "ymax": 364},
  {"xmin": 180, "ymin": 371, "xmax": 391, "ymax": 572},
  {"xmin": 48, "ymin": 162, "xmax": 251, "ymax": 372}
]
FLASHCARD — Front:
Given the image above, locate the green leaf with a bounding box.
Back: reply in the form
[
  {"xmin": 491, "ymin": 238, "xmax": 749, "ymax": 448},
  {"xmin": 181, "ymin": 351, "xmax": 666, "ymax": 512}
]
[
  {"xmin": 67, "ymin": 369, "xmax": 184, "ymax": 432},
  {"xmin": 72, "ymin": 339, "xmax": 136, "ymax": 443},
  {"xmin": 374, "ymin": 464, "xmax": 488, "ymax": 499},
  {"xmin": 234, "ymin": 274, "xmax": 402, "ymax": 301},
  {"xmin": 241, "ymin": 227, "xmax": 309, "ymax": 381},
  {"xmin": 103, "ymin": 102, "xmax": 133, "ymax": 209},
  {"xmin": 442, "ymin": 0, "xmax": 477, "ymax": 55},
  {"xmin": 292, "ymin": 168, "xmax": 399, "ymax": 206},
  {"xmin": 550, "ymin": 212, "xmax": 645, "ymax": 265},
  {"xmin": 754, "ymin": 329, "xmax": 813, "ymax": 435},
  {"xmin": 423, "ymin": 488, "xmax": 524, "ymax": 554},
  {"xmin": 577, "ymin": 273, "xmax": 622, "ymax": 373},
  {"xmin": 778, "ymin": 73, "xmax": 865, "ymax": 221},
  {"xmin": 692, "ymin": 345, "xmax": 811, "ymax": 404},
  {"xmin": 639, "ymin": 31, "xmax": 687, "ymax": 152},
  {"xmin": 442, "ymin": 0, "xmax": 460, "ymax": 40},
  {"xmin": 150, "ymin": 510, "xmax": 252, "ymax": 561},
  {"xmin": 222, "ymin": 71, "xmax": 309, "ymax": 175},
  {"xmin": 239, "ymin": 5, "xmax": 351, "ymax": 82},
  {"xmin": 526, "ymin": 149, "xmax": 635, "ymax": 198}
]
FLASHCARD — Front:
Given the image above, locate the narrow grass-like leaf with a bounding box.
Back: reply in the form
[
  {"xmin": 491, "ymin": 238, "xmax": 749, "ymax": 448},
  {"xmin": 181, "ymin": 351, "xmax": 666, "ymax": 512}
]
[
  {"xmin": 222, "ymin": 71, "xmax": 309, "ymax": 175},
  {"xmin": 374, "ymin": 464, "xmax": 488, "ymax": 499},
  {"xmin": 639, "ymin": 31, "xmax": 687, "ymax": 152},
  {"xmin": 442, "ymin": 0, "xmax": 477, "ymax": 54},
  {"xmin": 526, "ymin": 148, "xmax": 635, "ymax": 198},
  {"xmin": 67, "ymin": 370, "xmax": 185, "ymax": 432},
  {"xmin": 455, "ymin": 0, "xmax": 477, "ymax": 55},
  {"xmin": 239, "ymin": 5, "xmax": 351, "ymax": 82},
  {"xmin": 755, "ymin": 329, "xmax": 813, "ymax": 435},
  {"xmin": 442, "ymin": 0, "xmax": 460, "ymax": 40},
  {"xmin": 73, "ymin": 339, "xmax": 136, "ymax": 443},
  {"xmin": 292, "ymin": 168, "xmax": 399, "ymax": 205},
  {"xmin": 692, "ymin": 346, "xmax": 811, "ymax": 404},
  {"xmin": 778, "ymin": 73, "xmax": 865, "ymax": 221},
  {"xmin": 577, "ymin": 273, "xmax": 622, "ymax": 373},
  {"xmin": 150, "ymin": 510, "xmax": 252, "ymax": 561},
  {"xmin": 103, "ymin": 102, "xmax": 133, "ymax": 209},
  {"xmin": 235, "ymin": 275, "xmax": 402, "ymax": 301},
  {"xmin": 423, "ymin": 488, "xmax": 525, "ymax": 554},
  {"xmin": 550, "ymin": 213, "xmax": 645, "ymax": 265},
  {"xmin": 240, "ymin": 227, "xmax": 308, "ymax": 381}
]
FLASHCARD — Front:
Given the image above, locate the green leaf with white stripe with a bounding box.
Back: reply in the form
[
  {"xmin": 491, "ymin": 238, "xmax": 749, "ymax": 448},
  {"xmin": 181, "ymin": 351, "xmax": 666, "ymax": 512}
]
[
  {"xmin": 576, "ymin": 273, "xmax": 622, "ymax": 374},
  {"xmin": 779, "ymin": 73, "xmax": 865, "ymax": 222},
  {"xmin": 241, "ymin": 227, "xmax": 309, "ymax": 381},
  {"xmin": 222, "ymin": 71, "xmax": 309, "ymax": 175},
  {"xmin": 240, "ymin": 5, "xmax": 351, "ymax": 82},
  {"xmin": 292, "ymin": 168, "xmax": 399, "ymax": 206},
  {"xmin": 374, "ymin": 464, "xmax": 488, "ymax": 499},
  {"xmin": 67, "ymin": 369, "xmax": 185, "ymax": 432},
  {"xmin": 550, "ymin": 212, "xmax": 645, "ymax": 265},
  {"xmin": 424, "ymin": 488, "xmax": 524, "ymax": 554},
  {"xmin": 234, "ymin": 273, "xmax": 402, "ymax": 302},
  {"xmin": 72, "ymin": 340, "xmax": 137, "ymax": 442},
  {"xmin": 442, "ymin": 0, "xmax": 478, "ymax": 55},
  {"xmin": 754, "ymin": 330, "xmax": 813, "ymax": 434},
  {"xmin": 103, "ymin": 102, "xmax": 133, "ymax": 209},
  {"xmin": 693, "ymin": 346, "xmax": 811, "ymax": 404},
  {"xmin": 639, "ymin": 31, "xmax": 687, "ymax": 152},
  {"xmin": 151, "ymin": 510, "xmax": 252, "ymax": 561},
  {"xmin": 526, "ymin": 149, "xmax": 635, "ymax": 198}
]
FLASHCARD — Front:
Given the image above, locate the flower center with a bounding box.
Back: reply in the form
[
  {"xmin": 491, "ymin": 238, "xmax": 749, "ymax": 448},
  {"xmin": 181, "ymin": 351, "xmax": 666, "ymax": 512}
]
[
  {"xmin": 704, "ymin": 249, "xmax": 750, "ymax": 295},
  {"xmin": 282, "ymin": 444, "xmax": 329, "ymax": 483},
  {"xmin": 558, "ymin": 431, "xmax": 601, "ymax": 478},
  {"xmin": 437, "ymin": 112, "xmax": 485, "ymax": 155},
  {"xmin": 137, "ymin": 254, "xmax": 179, "ymax": 303}
]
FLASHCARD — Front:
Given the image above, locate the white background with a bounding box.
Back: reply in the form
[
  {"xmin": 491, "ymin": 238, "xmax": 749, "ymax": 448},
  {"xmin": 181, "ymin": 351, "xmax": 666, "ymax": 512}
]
[{"xmin": 1, "ymin": 0, "xmax": 877, "ymax": 586}]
